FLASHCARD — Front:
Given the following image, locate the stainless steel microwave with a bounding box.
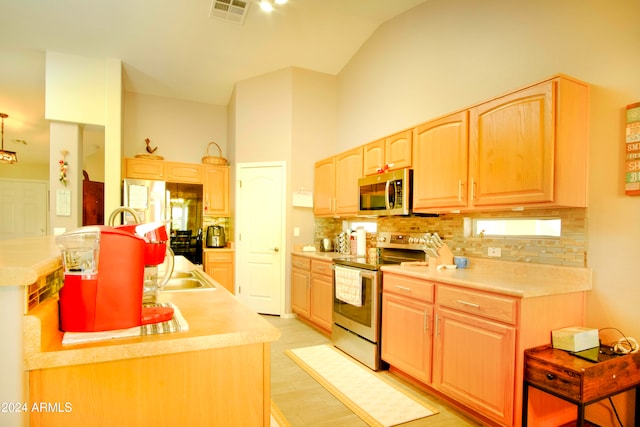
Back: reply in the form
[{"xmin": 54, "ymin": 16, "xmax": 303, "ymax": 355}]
[{"xmin": 358, "ymin": 168, "xmax": 412, "ymax": 216}]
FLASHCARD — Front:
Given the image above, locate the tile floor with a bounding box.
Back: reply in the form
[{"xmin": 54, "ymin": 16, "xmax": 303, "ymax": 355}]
[{"xmin": 264, "ymin": 315, "xmax": 483, "ymax": 427}]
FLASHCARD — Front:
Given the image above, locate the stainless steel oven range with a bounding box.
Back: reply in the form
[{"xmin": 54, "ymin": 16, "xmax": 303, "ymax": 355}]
[{"xmin": 332, "ymin": 231, "xmax": 428, "ymax": 370}]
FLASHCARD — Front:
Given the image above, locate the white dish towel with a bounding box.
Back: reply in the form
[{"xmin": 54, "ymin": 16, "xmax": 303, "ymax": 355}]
[{"xmin": 334, "ymin": 266, "xmax": 362, "ymax": 307}]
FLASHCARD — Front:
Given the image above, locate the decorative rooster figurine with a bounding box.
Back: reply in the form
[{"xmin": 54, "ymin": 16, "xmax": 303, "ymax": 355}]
[{"xmin": 145, "ymin": 138, "xmax": 158, "ymax": 154}]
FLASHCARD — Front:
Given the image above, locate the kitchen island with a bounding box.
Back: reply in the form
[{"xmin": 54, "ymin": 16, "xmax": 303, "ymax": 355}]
[{"xmin": 0, "ymin": 236, "xmax": 280, "ymax": 427}]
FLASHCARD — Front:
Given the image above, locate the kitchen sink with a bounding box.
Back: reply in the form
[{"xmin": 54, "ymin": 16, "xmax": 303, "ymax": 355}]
[
  {"xmin": 169, "ymin": 271, "xmax": 194, "ymax": 279},
  {"xmin": 161, "ymin": 269, "xmax": 216, "ymax": 292}
]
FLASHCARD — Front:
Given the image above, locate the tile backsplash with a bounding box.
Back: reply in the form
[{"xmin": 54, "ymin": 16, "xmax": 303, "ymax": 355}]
[{"xmin": 314, "ymin": 208, "xmax": 587, "ymax": 267}]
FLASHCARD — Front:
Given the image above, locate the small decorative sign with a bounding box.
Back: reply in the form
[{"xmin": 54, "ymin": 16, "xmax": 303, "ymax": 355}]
[{"xmin": 625, "ymin": 102, "xmax": 640, "ymax": 195}]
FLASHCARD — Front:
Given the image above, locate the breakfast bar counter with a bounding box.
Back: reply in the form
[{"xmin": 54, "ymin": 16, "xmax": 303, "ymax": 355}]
[
  {"xmin": 24, "ymin": 286, "xmax": 281, "ymax": 370},
  {"xmin": 0, "ymin": 235, "xmax": 280, "ymax": 427}
]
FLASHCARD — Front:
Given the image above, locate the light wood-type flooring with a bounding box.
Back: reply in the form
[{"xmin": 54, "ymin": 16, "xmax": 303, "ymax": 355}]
[{"xmin": 264, "ymin": 315, "xmax": 483, "ymax": 427}]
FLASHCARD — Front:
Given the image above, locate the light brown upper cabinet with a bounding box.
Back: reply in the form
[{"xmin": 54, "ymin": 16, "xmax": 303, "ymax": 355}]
[
  {"xmin": 363, "ymin": 130, "xmax": 412, "ymax": 176},
  {"xmin": 124, "ymin": 158, "xmax": 204, "ymax": 184},
  {"xmin": 313, "ymin": 156, "xmax": 336, "ymax": 216},
  {"xmin": 412, "ymin": 74, "xmax": 588, "ymax": 213},
  {"xmin": 334, "ymin": 146, "xmax": 363, "ymax": 215},
  {"xmin": 313, "ymin": 146, "xmax": 363, "ymax": 217},
  {"xmin": 468, "ymin": 76, "xmax": 588, "ymax": 209},
  {"xmin": 413, "ymin": 111, "xmax": 469, "ymax": 212},
  {"xmin": 203, "ymin": 165, "xmax": 229, "ymax": 217},
  {"xmin": 124, "ymin": 157, "xmax": 167, "ymax": 180},
  {"xmin": 165, "ymin": 162, "xmax": 203, "ymax": 184}
]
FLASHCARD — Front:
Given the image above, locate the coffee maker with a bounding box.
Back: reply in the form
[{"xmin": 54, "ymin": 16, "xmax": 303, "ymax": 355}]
[{"xmin": 56, "ymin": 225, "xmax": 173, "ymax": 332}]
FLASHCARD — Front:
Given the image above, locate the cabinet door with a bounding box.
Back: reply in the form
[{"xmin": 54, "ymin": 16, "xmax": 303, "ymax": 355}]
[
  {"xmin": 310, "ymin": 273, "xmax": 333, "ymax": 332},
  {"xmin": 124, "ymin": 158, "xmax": 165, "ymax": 180},
  {"xmin": 413, "ymin": 111, "xmax": 469, "ymax": 212},
  {"xmin": 313, "ymin": 157, "xmax": 335, "ymax": 216},
  {"xmin": 363, "ymin": 139, "xmax": 385, "ymax": 176},
  {"xmin": 469, "ymin": 81, "xmax": 554, "ymax": 207},
  {"xmin": 385, "ymin": 129, "xmax": 412, "ymax": 171},
  {"xmin": 291, "ymin": 268, "xmax": 311, "ymax": 318},
  {"xmin": 166, "ymin": 162, "xmax": 203, "ymax": 184},
  {"xmin": 381, "ymin": 292, "xmax": 433, "ymax": 383},
  {"xmin": 434, "ymin": 307, "xmax": 515, "ymax": 426},
  {"xmin": 334, "ymin": 146, "xmax": 363, "ymax": 215},
  {"xmin": 204, "ymin": 251, "xmax": 234, "ymax": 294},
  {"xmin": 203, "ymin": 166, "xmax": 229, "ymax": 217}
]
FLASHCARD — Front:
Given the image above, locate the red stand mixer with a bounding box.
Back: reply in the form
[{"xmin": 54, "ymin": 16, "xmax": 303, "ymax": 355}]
[{"xmin": 56, "ymin": 224, "xmax": 174, "ymax": 332}]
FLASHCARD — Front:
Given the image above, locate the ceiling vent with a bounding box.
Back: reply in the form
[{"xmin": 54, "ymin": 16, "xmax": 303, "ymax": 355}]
[{"xmin": 209, "ymin": 0, "xmax": 250, "ymax": 24}]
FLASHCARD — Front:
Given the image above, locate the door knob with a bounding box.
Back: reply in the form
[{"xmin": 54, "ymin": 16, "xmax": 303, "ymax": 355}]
[{"xmin": 273, "ymin": 247, "xmax": 280, "ymax": 252}]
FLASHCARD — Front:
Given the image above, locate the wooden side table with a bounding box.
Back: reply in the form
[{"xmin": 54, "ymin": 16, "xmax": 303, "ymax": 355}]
[{"xmin": 523, "ymin": 344, "xmax": 640, "ymax": 427}]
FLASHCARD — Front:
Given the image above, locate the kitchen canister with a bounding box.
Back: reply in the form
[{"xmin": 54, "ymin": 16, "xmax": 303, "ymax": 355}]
[{"xmin": 356, "ymin": 227, "xmax": 366, "ymax": 256}]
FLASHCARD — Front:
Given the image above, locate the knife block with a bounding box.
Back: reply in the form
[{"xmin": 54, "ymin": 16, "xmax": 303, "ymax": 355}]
[{"xmin": 438, "ymin": 243, "xmax": 454, "ymax": 265}]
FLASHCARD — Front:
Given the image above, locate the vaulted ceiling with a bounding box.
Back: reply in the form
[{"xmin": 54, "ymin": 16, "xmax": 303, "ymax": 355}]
[{"xmin": 0, "ymin": 0, "xmax": 426, "ymax": 164}]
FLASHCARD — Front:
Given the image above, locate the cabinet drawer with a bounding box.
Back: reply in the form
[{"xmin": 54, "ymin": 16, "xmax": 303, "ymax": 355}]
[
  {"xmin": 438, "ymin": 285, "xmax": 517, "ymax": 325},
  {"xmin": 525, "ymin": 357, "xmax": 582, "ymax": 401},
  {"xmin": 311, "ymin": 260, "xmax": 332, "ymax": 276},
  {"xmin": 206, "ymin": 251, "xmax": 233, "ymax": 263},
  {"xmin": 292, "ymin": 255, "xmax": 311, "ymax": 271},
  {"xmin": 383, "ymin": 273, "xmax": 434, "ymax": 303}
]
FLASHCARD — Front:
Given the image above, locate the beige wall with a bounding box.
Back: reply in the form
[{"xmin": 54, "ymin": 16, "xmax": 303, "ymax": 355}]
[
  {"xmin": 123, "ymin": 92, "xmax": 227, "ymax": 164},
  {"xmin": 232, "ymin": 67, "xmax": 337, "ymax": 313},
  {"xmin": 335, "ymin": 0, "xmax": 640, "ymax": 423}
]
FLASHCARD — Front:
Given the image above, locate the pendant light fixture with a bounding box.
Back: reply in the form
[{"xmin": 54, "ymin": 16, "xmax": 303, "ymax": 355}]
[{"xmin": 0, "ymin": 113, "xmax": 18, "ymax": 164}]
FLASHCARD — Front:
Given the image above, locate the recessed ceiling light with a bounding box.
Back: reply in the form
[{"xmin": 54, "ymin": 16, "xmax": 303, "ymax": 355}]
[{"xmin": 259, "ymin": 1, "xmax": 274, "ymax": 12}]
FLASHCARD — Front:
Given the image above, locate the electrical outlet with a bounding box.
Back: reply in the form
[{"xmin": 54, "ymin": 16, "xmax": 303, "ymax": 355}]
[{"xmin": 488, "ymin": 247, "xmax": 502, "ymax": 257}]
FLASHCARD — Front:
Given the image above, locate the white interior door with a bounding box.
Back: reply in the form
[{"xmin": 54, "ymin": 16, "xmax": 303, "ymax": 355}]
[
  {"xmin": 0, "ymin": 179, "xmax": 48, "ymax": 240},
  {"xmin": 235, "ymin": 162, "xmax": 286, "ymax": 315}
]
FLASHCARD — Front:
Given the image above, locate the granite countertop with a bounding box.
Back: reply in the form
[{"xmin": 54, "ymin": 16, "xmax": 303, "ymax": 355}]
[
  {"xmin": 24, "ymin": 282, "xmax": 281, "ymax": 370},
  {"xmin": 381, "ymin": 257, "xmax": 592, "ymax": 298},
  {"xmin": 0, "ymin": 236, "xmax": 63, "ymax": 287}
]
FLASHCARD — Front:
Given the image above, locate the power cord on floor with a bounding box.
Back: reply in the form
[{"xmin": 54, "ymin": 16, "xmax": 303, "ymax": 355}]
[
  {"xmin": 608, "ymin": 397, "xmax": 624, "ymax": 427},
  {"xmin": 599, "ymin": 327, "xmax": 638, "ymax": 427}
]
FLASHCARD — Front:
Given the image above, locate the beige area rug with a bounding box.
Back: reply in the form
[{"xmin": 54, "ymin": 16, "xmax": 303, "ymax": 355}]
[
  {"xmin": 286, "ymin": 345, "xmax": 438, "ymax": 427},
  {"xmin": 271, "ymin": 400, "xmax": 291, "ymax": 427}
]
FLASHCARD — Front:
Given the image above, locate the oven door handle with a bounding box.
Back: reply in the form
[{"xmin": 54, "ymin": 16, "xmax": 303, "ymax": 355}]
[{"xmin": 331, "ymin": 265, "xmax": 375, "ymax": 279}]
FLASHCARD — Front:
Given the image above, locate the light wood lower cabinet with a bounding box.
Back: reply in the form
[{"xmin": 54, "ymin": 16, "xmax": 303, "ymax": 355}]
[
  {"xmin": 434, "ymin": 306, "xmax": 516, "ymax": 425},
  {"xmin": 381, "ymin": 274, "xmax": 434, "ymax": 384},
  {"xmin": 291, "ymin": 255, "xmax": 311, "ymax": 318},
  {"xmin": 204, "ymin": 250, "xmax": 234, "ymax": 294},
  {"xmin": 381, "ymin": 272, "xmax": 586, "ymax": 427},
  {"xmin": 291, "ymin": 255, "xmax": 333, "ymax": 333},
  {"xmin": 29, "ymin": 343, "xmax": 271, "ymax": 427}
]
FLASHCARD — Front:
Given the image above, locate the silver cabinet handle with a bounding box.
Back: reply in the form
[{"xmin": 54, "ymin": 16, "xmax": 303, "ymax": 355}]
[
  {"xmin": 457, "ymin": 179, "xmax": 462, "ymax": 202},
  {"xmin": 395, "ymin": 285, "xmax": 412, "ymax": 291},
  {"xmin": 471, "ymin": 178, "xmax": 477, "ymax": 201},
  {"xmin": 435, "ymin": 313, "xmax": 440, "ymax": 336},
  {"xmin": 456, "ymin": 299, "xmax": 480, "ymax": 308},
  {"xmin": 423, "ymin": 311, "xmax": 428, "ymax": 334}
]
